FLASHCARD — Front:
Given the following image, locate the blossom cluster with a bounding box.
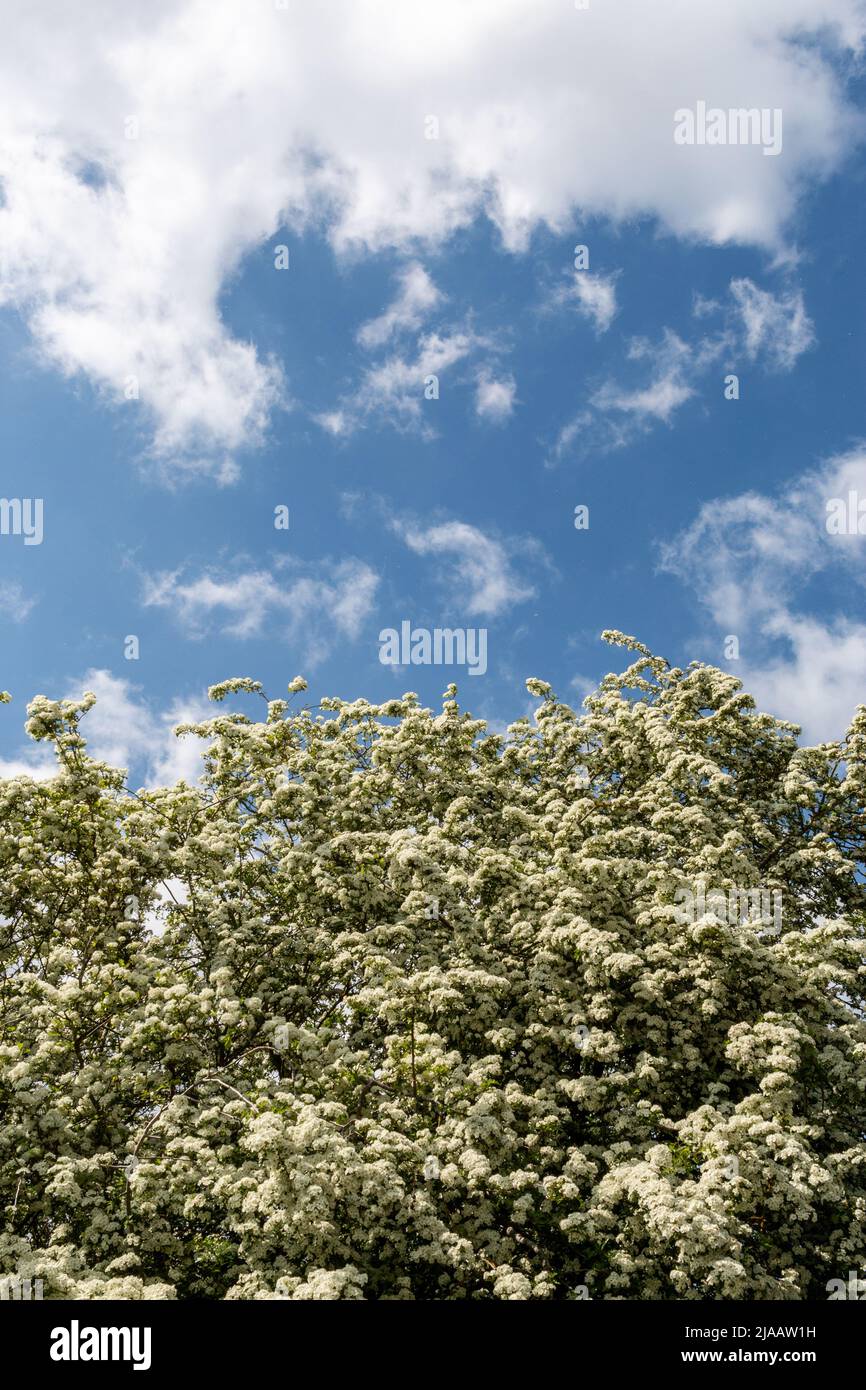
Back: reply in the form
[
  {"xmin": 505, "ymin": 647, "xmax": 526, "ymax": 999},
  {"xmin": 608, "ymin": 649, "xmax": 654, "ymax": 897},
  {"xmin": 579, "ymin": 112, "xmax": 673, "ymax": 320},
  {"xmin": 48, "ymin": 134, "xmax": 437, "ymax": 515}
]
[{"xmin": 1, "ymin": 634, "xmax": 864, "ymax": 1299}]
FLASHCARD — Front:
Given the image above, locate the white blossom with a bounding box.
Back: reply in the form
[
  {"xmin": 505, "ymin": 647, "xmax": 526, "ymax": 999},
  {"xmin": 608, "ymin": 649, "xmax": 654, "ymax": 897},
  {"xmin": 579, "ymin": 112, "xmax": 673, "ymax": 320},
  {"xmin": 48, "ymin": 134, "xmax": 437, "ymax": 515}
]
[{"xmin": 0, "ymin": 634, "xmax": 864, "ymax": 1299}]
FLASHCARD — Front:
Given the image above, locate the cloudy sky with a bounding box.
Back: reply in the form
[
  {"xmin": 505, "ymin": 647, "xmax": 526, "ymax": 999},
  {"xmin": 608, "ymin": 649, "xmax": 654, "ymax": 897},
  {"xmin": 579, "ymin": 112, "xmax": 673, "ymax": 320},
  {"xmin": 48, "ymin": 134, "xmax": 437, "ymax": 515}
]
[{"xmin": 1, "ymin": 0, "xmax": 865, "ymax": 781}]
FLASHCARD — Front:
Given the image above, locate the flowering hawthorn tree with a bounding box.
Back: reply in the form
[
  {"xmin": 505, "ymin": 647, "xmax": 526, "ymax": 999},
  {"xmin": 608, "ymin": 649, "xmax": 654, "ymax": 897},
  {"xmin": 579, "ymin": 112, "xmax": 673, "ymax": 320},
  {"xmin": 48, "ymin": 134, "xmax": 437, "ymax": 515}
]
[{"xmin": 0, "ymin": 633, "xmax": 864, "ymax": 1301}]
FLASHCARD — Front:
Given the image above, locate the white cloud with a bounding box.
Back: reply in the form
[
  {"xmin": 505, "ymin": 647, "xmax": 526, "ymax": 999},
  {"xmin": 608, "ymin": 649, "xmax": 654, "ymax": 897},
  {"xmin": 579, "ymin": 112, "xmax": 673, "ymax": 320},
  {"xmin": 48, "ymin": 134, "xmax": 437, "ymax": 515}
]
[
  {"xmin": 660, "ymin": 448, "xmax": 866, "ymax": 624},
  {"xmin": 0, "ymin": 670, "xmax": 212, "ymax": 784},
  {"xmin": 357, "ymin": 262, "xmax": 442, "ymax": 349},
  {"xmin": 0, "ymin": 581, "xmax": 36, "ymax": 623},
  {"xmin": 143, "ymin": 877, "xmax": 189, "ymax": 937},
  {"xmin": 142, "ymin": 569, "xmax": 280, "ymax": 640},
  {"xmin": 313, "ymin": 409, "xmax": 349, "ymax": 437},
  {"xmin": 739, "ymin": 613, "xmax": 866, "ymax": 745},
  {"xmin": 660, "ymin": 448, "xmax": 866, "ymax": 741},
  {"xmin": 551, "ymin": 276, "xmax": 813, "ymax": 461},
  {"xmin": 315, "ymin": 329, "xmax": 479, "ymax": 438},
  {"xmin": 0, "ymin": 1, "xmax": 861, "ymax": 476},
  {"xmin": 142, "ymin": 556, "xmax": 379, "ymax": 661},
  {"xmin": 572, "ymin": 272, "xmax": 619, "ymax": 334},
  {"xmin": 148, "ymin": 711, "xmax": 212, "ymax": 787},
  {"xmin": 555, "ymin": 271, "xmax": 619, "ymax": 333},
  {"xmin": 729, "ymin": 278, "xmax": 815, "ymax": 369},
  {"xmin": 570, "ymin": 671, "xmax": 599, "ymax": 703},
  {"xmin": 552, "ymin": 329, "xmax": 697, "ymax": 459},
  {"xmin": 0, "ymin": 753, "xmax": 55, "ymax": 781},
  {"xmin": 475, "ymin": 372, "xmax": 517, "ymax": 423},
  {"xmin": 393, "ymin": 518, "xmax": 536, "ymax": 617},
  {"xmin": 549, "ymin": 416, "xmax": 583, "ymax": 463},
  {"xmin": 69, "ymin": 670, "xmax": 211, "ymax": 784},
  {"xmin": 594, "ymin": 367, "xmax": 695, "ymax": 423},
  {"xmin": 660, "ymin": 490, "xmax": 816, "ymax": 629}
]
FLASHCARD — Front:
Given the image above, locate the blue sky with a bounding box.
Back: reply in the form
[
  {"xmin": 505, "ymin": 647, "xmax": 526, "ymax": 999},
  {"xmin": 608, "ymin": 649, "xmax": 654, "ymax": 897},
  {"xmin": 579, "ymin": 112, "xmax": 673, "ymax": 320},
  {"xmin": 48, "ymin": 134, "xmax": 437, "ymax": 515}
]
[{"xmin": 1, "ymin": 1, "xmax": 866, "ymax": 782}]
